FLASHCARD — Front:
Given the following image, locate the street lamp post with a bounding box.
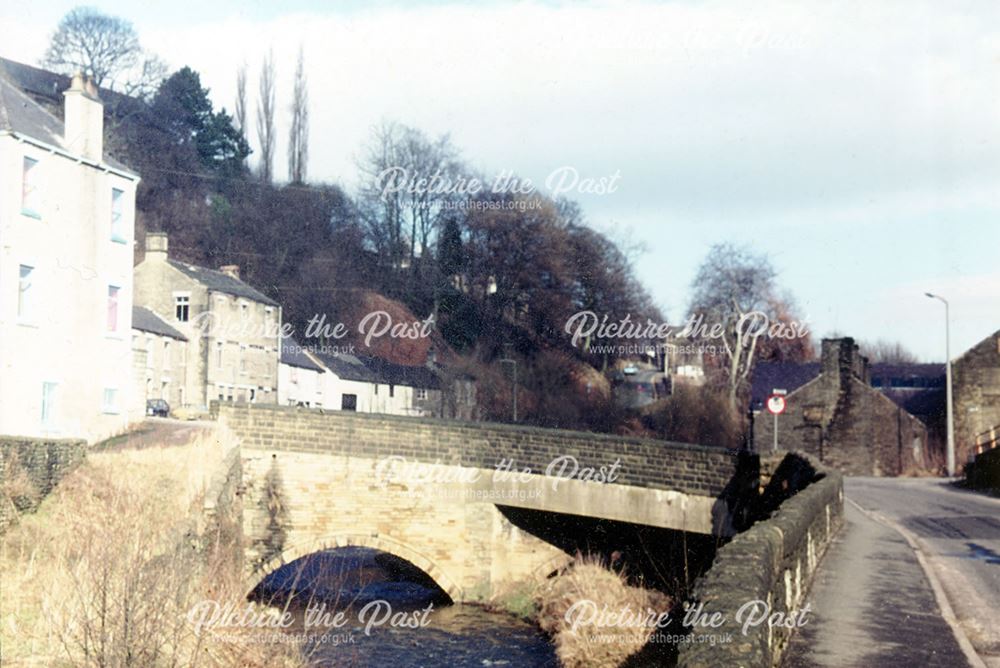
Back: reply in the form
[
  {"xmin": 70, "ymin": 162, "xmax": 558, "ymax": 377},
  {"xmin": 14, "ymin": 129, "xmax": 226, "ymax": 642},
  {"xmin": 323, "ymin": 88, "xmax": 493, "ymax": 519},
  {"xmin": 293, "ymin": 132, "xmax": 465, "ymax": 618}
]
[
  {"xmin": 925, "ymin": 292, "xmax": 955, "ymax": 477},
  {"xmin": 499, "ymin": 355, "xmax": 518, "ymax": 423}
]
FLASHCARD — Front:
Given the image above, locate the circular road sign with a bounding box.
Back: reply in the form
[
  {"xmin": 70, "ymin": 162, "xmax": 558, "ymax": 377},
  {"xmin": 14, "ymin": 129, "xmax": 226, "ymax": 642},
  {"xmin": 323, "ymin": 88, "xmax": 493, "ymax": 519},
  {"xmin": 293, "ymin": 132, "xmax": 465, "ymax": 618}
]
[{"xmin": 767, "ymin": 394, "xmax": 787, "ymax": 415}]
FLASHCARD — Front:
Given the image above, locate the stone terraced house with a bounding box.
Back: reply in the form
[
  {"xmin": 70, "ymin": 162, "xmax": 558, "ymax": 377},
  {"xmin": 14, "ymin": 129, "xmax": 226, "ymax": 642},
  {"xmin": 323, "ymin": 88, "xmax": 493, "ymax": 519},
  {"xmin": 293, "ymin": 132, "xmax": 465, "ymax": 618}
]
[
  {"xmin": 131, "ymin": 305, "xmax": 188, "ymax": 413},
  {"xmin": 133, "ymin": 233, "xmax": 281, "ymax": 410}
]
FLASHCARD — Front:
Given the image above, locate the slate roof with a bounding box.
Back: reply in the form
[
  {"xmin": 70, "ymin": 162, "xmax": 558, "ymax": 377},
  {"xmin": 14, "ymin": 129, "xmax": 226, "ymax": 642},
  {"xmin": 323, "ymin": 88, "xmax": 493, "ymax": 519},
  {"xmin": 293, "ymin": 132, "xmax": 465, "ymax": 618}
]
[
  {"xmin": 0, "ymin": 63, "xmax": 136, "ymax": 175},
  {"xmin": 749, "ymin": 361, "xmax": 821, "ymax": 407},
  {"xmin": 132, "ymin": 306, "xmax": 187, "ymax": 340},
  {"xmin": 311, "ymin": 350, "xmax": 377, "ymax": 383},
  {"xmin": 363, "ymin": 356, "xmax": 441, "ymax": 390},
  {"xmin": 0, "ymin": 74, "xmax": 66, "ymax": 147},
  {"xmin": 167, "ymin": 260, "xmax": 279, "ymax": 307},
  {"xmin": 310, "ymin": 349, "xmax": 441, "ymax": 389},
  {"xmin": 0, "ymin": 58, "xmax": 72, "ymax": 106},
  {"xmin": 280, "ymin": 337, "xmax": 324, "ymax": 372}
]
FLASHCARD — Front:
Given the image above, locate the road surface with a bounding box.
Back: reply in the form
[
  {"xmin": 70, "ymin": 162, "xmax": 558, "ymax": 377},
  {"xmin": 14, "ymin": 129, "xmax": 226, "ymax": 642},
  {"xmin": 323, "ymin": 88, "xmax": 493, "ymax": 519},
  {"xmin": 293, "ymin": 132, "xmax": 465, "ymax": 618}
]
[{"xmin": 784, "ymin": 477, "xmax": 1000, "ymax": 668}]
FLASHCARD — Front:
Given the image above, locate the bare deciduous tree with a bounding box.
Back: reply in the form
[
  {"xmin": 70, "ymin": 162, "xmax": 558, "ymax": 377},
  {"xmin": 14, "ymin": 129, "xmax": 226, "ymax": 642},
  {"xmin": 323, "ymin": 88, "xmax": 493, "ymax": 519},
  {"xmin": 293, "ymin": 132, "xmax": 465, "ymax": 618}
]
[
  {"xmin": 358, "ymin": 121, "xmax": 406, "ymax": 267},
  {"xmin": 287, "ymin": 46, "xmax": 309, "ymax": 184},
  {"xmin": 686, "ymin": 243, "xmax": 778, "ymax": 409},
  {"xmin": 256, "ymin": 50, "xmax": 276, "ymax": 183},
  {"xmin": 357, "ymin": 122, "xmax": 460, "ymax": 271},
  {"xmin": 42, "ymin": 7, "xmax": 164, "ymax": 97},
  {"xmin": 861, "ymin": 339, "xmax": 920, "ymax": 364}
]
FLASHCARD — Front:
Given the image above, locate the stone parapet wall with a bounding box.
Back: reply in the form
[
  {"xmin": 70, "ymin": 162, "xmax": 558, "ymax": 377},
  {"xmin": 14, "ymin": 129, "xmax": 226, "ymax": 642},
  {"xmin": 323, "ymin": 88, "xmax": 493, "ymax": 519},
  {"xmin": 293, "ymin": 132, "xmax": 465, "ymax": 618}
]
[
  {"xmin": 215, "ymin": 402, "xmax": 744, "ymax": 498},
  {"xmin": 677, "ymin": 453, "xmax": 843, "ymax": 668}
]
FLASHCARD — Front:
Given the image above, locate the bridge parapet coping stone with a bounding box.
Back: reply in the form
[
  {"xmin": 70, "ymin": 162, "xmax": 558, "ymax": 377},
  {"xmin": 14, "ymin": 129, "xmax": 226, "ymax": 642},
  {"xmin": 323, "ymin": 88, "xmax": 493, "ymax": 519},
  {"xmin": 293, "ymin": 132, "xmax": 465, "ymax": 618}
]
[{"xmin": 216, "ymin": 402, "xmax": 742, "ymax": 497}]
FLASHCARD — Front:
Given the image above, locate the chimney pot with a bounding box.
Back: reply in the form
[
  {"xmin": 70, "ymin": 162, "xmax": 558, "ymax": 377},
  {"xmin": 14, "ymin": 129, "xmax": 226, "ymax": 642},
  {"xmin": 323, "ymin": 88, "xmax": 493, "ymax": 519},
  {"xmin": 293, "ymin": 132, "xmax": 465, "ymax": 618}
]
[
  {"xmin": 84, "ymin": 77, "xmax": 100, "ymax": 100},
  {"xmin": 219, "ymin": 265, "xmax": 240, "ymax": 280}
]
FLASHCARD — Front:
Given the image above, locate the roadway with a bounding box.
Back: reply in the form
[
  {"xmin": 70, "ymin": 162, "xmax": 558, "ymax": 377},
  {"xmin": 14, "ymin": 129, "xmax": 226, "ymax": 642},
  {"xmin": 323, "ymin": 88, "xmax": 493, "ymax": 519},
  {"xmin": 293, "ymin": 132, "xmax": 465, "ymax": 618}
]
[{"xmin": 784, "ymin": 477, "xmax": 1000, "ymax": 668}]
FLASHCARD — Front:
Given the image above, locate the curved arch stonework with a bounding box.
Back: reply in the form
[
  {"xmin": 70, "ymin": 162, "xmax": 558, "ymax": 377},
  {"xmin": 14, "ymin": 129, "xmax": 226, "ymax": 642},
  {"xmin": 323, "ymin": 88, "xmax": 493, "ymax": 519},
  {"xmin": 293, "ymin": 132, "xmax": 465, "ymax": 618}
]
[
  {"xmin": 246, "ymin": 533, "xmax": 465, "ymax": 602},
  {"xmin": 530, "ymin": 551, "xmax": 575, "ymax": 581}
]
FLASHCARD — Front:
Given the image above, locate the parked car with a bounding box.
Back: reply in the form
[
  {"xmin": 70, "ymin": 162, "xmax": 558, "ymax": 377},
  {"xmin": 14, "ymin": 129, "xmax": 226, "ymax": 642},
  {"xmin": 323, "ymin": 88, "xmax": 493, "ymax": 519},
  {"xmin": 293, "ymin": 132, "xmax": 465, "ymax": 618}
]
[{"xmin": 146, "ymin": 398, "xmax": 170, "ymax": 417}]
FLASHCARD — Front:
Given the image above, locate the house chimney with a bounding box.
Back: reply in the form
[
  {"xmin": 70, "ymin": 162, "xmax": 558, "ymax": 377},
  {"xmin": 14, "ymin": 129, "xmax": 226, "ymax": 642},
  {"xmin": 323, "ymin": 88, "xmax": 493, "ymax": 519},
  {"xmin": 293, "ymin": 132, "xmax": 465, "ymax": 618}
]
[
  {"xmin": 63, "ymin": 72, "xmax": 103, "ymax": 160},
  {"xmin": 821, "ymin": 337, "xmax": 864, "ymax": 390},
  {"xmin": 219, "ymin": 265, "xmax": 240, "ymax": 280},
  {"xmin": 145, "ymin": 233, "xmax": 169, "ymax": 262}
]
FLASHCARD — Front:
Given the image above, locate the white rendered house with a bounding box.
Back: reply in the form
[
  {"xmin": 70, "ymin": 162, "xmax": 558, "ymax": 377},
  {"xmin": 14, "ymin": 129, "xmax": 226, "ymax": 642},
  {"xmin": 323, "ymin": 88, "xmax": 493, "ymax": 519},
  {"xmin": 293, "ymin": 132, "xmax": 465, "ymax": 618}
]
[{"xmin": 0, "ymin": 72, "xmax": 140, "ymax": 442}]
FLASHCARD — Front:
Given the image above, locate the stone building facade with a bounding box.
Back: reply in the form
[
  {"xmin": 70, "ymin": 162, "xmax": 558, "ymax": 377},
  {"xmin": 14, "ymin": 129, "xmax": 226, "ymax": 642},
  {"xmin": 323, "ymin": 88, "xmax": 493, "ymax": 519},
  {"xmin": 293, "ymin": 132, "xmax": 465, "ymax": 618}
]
[
  {"xmin": 133, "ymin": 234, "xmax": 281, "ymax": 409},
  {"xmin": 131, "ymin": 306, "xmax": 188, "ymax": 411},
  {"xmin": 953, "ymin": 328, "xmax": 1000, "ymax": 467},
  {"xmin": 0, "ymin": 72, "xmax": 140, "ymax": 442},
  {"xmin": 752, "ymin": 338, "xmax": 929, "ymax": 476}
]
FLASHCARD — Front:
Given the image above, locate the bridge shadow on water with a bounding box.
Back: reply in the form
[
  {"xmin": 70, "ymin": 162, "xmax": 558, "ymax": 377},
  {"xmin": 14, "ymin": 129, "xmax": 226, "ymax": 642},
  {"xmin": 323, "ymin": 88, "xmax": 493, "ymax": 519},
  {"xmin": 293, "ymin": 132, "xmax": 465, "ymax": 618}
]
[
  {"xmin": 249, "ymin": 547, "xmax": 559, "ymax": 667},
  {"xmin": 250, "ymin": 546, "xmax": 451, "ymax": 611}
]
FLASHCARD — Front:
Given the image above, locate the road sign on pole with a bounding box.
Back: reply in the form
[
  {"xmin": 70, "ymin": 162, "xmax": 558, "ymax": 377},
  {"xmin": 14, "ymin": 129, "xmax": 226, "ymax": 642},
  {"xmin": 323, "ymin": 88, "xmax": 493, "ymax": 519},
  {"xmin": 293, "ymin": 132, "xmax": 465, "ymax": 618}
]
[{"xmin": 767, "ymin": 390, "xmax": 787, "ymax": 452}]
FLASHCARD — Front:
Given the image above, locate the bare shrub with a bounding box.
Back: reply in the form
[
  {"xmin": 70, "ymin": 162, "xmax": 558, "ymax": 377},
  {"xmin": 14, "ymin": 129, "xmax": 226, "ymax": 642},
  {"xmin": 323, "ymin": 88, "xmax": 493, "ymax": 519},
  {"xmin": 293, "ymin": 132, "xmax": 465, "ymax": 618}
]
[
  {"xmin": 0, "ymin": 431, "xmax": 308, "ymax": 668},
  {"xmin": 534, "ymin": 555, "xmax": 671, "ymax": 668},
  {"xmin": 1, "ymin": 450, "xmax": 41, "ymax": 519},
  {"xmin": 642, "ymin": 383, "xmax": 742, "ymax": 448}
]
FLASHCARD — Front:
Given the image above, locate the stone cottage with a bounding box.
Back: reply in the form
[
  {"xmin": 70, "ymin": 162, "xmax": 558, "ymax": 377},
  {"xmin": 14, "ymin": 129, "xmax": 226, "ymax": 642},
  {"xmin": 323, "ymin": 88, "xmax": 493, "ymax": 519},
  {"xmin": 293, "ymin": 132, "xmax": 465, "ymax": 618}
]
[
  {"xmin": 131, "ymin": 305, "xmax": 188, "ymax": 413},
  {"xmin": 751, "ymin": 338, "xmax": 929, "ymax": 476},
  {"xmin": 133, "ymin": 233, "xmax": 281, "ymax": 409}
]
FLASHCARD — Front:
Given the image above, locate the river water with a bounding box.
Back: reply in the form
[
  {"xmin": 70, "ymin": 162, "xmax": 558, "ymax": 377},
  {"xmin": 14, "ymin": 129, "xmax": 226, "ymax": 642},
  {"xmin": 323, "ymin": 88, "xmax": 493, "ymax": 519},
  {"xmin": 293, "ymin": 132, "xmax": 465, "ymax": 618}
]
[{"xmin": 253, "ymin": 547, "xmax": 558, "ymax": 667}]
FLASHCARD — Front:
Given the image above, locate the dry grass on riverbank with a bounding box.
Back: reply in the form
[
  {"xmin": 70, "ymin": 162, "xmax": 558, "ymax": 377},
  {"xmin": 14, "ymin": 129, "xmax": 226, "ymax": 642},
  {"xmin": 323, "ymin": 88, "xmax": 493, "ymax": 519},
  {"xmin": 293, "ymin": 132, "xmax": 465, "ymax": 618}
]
[
  {"xmin": 0, "ymin": 430, "xmax": 307, "ymax": 668},
  {"xmin": 534, "ymin": 555, "xmax": 671, "ymax": 668}
]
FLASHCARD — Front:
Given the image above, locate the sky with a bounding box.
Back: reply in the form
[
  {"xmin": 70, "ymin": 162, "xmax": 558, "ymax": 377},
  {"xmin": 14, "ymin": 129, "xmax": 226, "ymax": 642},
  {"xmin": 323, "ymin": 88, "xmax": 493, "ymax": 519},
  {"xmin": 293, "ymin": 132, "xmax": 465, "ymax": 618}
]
[{"xmin": 2, "ymin": 0, "xmax": 998, "ymax": 361}]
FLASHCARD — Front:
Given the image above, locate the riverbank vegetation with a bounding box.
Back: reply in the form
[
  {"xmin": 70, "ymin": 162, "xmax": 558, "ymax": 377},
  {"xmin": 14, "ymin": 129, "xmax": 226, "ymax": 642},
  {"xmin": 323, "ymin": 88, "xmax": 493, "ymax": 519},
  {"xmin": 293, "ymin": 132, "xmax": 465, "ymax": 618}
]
[
  {"xmin": 0, "ymin": 433, "xmax": 306, "ymax": 668},
  {"xmin": 532, "ymin": 555, "xmax": 671, "ymax": 668}
]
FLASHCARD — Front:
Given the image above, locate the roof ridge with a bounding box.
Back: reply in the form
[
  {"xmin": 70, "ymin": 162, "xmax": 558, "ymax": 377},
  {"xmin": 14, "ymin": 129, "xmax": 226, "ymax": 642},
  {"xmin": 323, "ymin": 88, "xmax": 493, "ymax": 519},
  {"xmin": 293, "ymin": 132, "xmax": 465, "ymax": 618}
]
[{"xmin": 165, "ymin": 258, "xmax": 278, "ymax": 306}]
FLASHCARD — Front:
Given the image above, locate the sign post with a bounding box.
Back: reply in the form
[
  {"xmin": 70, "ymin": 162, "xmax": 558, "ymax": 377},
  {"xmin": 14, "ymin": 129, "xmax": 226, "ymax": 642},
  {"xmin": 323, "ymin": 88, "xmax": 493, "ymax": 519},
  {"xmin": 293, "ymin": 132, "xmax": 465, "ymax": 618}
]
[{"xmin": 766, "ymin": 389, "xmax": 787, "ymax": 452}]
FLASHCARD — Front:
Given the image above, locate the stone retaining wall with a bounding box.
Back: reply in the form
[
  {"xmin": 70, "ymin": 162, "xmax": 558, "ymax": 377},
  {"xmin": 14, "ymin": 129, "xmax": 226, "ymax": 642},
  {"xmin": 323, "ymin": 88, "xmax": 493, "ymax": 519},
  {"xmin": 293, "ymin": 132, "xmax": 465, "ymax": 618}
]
[
  {"xmin": 677, "ymin": 452, "xmax": 843, "ymax": 668},
  {"xmin": 0, "ymin": 436, "xmax": 86, "ymax": 532}
]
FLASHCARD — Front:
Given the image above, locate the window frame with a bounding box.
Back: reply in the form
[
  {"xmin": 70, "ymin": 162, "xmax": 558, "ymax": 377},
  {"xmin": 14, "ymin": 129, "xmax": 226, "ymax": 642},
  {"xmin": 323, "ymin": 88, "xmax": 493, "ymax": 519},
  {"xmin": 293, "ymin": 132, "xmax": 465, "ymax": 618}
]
[
  {"xmin": 21, "ymin": 156, "xmax": 41, "ymax": 219},
  {"xmin": 41, "ymin": 381, "xmax": 58, "ymax": 431},
  {"xmin": 106, "ymin": 284, "xmax": 121, "ymax": 333},
  {"xmin": 102, "ymin": 387, "xmax": 120, "ymax": 414},
  {"xmin": 174, "ymin": 293, "xmax": 191, "ymax": 322},
  {"xmin": 110, "ymin": 187, "xmax": 126, "ymax": 243},
  {"xmin": 17, "ymin": 264, "xmax": 35, "ymax": 323}
]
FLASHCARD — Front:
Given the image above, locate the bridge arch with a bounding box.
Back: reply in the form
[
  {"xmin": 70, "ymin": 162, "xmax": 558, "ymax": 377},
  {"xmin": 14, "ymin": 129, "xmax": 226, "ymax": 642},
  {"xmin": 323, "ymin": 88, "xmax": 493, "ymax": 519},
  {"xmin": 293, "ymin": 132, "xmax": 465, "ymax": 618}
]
[{"xmin": 246, "ymin": 533, "xmax": 464, "ymax": 603}]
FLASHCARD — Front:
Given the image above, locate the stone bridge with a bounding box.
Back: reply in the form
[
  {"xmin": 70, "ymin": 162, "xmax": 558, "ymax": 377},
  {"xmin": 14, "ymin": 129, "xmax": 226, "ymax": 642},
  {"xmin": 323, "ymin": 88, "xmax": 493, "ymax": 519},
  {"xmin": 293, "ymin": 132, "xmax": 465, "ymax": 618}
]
[{"xmin": 216, "ymin": 403, "xmax": 758, "ymax": 603}]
